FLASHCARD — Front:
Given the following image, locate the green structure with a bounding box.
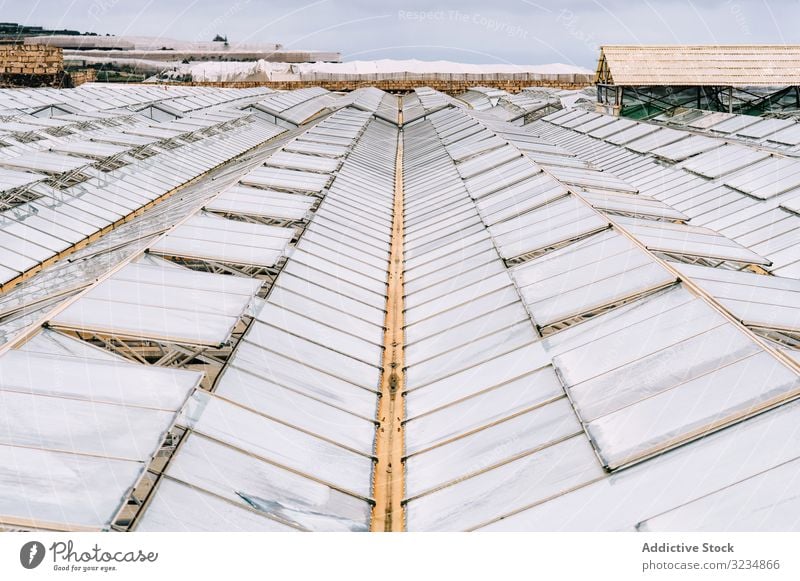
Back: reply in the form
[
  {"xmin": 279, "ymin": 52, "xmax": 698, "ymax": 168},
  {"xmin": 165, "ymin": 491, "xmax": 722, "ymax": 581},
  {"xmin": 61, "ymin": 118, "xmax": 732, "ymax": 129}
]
[{"xmin": 595, "ymin": 45, "xmax": 800, "ymax": 119}]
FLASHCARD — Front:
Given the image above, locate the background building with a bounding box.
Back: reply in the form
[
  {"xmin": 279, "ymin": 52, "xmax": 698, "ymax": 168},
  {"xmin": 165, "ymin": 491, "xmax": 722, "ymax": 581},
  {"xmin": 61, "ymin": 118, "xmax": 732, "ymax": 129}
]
[{"xmin": 595, "ymin": 45, "xmax": 800, "ymax": 118}]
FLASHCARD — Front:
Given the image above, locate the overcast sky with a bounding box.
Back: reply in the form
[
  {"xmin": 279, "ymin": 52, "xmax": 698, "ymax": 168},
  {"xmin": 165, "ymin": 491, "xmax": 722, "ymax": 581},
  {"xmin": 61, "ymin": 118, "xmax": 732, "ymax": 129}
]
[{"xmin": 2, "ymin": 0, "xmax": 798, "ymax": 67}]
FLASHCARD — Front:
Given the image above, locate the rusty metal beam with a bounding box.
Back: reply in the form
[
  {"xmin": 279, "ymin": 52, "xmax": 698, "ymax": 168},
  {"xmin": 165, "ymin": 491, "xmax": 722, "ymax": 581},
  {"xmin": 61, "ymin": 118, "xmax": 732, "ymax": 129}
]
[{"xmin": 371, "ymin": 104, "xmax": 406, "ymax": 532}]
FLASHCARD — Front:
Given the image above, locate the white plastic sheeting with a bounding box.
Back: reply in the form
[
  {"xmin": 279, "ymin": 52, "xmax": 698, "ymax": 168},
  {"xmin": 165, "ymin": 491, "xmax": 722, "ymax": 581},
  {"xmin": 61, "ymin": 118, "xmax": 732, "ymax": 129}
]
[
  {"xmin": 0, "ymin": 167, "xmax": 45, "ymax": 191},
  {"xmin": 511, "ymin": 229, "xmax": 676, "ymax": 329},
  {"xmin": 615, "ymin": 215, "xmax": 771, "ymax": 265},
  {"xmin": 205, "ymin": 184, "xmax": 314, "ymax": 220},
  {"xmin": 135, "ymin": 478, "xmax": 299, "ymax": 532},
  {"xmin": 0, "ymin": 114, "xmax": 288, "ymax": 288},
  {"xmin": 481, "ymin": 397, "xmax": 800, "ymax": 531},
  {"xmin": 137, "ymin": 109, "xmax": 387, "ymax": 532},
  {"xmin": 488, "ymin": 195, "xmax": 609, "ymax": 260},
  {"xmin": 723, "ymin": 156, "xmax": 800, "ymax": 199},
  {"xmin": 403, "ymin": 102, "xmax": 800, "ymax": 532},
  {"xmin": 0, "ymin": 151, "xmax": 92, "ymax": 174},
  {"xmin": 4, "ymin": 86, "xmax": 800, "ymax": 534},
  {"xmin": 580, "ymin": 190, "xmax": 688, "ymax": 220},
  {"xmin": 552, "ymin": 285, "xmax": 800, "ymax": 469},
  {"xmin": 534, "ymin": 110, "xmax": 800, "ymax": 274},
  {"xmin": 51, "ymin": 260, "xmax": 261, "ymax": 346},
  {"xmin": 241, "ymin": 166, "xmax": 330, "ymax": 193},
  {"xmin": 0, "ymin": 341, "xmax": 200, "ymax": 529},
  {"xmin": 149, "ymin": 213, "xmax": 294, "ymax": 267},
  {"xmin": 637, "ymin": 456, "xmax": 800, "ymax": 531},
  {"xmin": 402, "ymin": 116, "xmax": 598, "ymax": 532},
  {"xmin": 672, "ymin": 262, "xmax": 800, "ymax": 332}
]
